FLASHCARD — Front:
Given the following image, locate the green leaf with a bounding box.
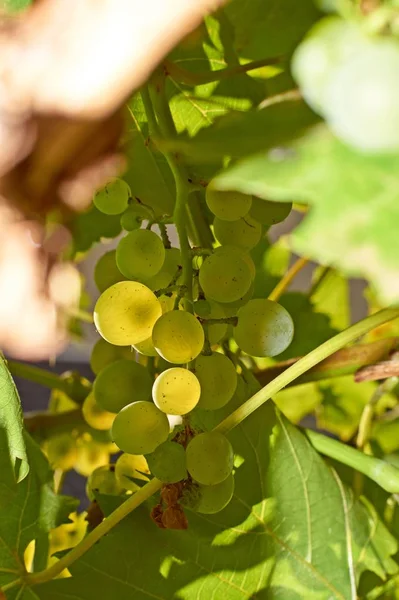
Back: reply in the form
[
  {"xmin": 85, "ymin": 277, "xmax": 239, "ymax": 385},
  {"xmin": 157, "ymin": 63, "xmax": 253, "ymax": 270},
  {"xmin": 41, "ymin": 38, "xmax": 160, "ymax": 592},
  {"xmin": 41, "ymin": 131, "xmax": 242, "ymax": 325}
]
[
  {"xmin": 311, "ymin": 268, "xmax": 350, "ymax": 331},
  {"xmin": 164, "ymin": 99, "xmax": 318, "ymax": 163},
  {"xmin": 2, "ymin": 0, "xmax": 31, "ymax": 11},
  {"xmin": 277, "ymin": 292, "xmax": 338, "ymax": 360},
  {"xmin": 213, "ymin": 125, "xmax": 399, "ymax": 304},
  {"xmin": 0, "ymin": 357, "xmax": 28, "ymax": 482},
  {"xmin": 70, "ymin": 206, "xmax": 122, "ymax": 255},
  {"xmin": 251, "ymin": 236, "xmax": 291, "ymax": 298},
  {"xmin": 34, "ymin": 407, "xmax": 397, "ymax": 600},
  {"xmin": 0, "ymin": 433, "xmax": 77, "ymax": 593},
  {"xmin": 274, "ymin": 382, "xmax": 323, "ymax": 423}
]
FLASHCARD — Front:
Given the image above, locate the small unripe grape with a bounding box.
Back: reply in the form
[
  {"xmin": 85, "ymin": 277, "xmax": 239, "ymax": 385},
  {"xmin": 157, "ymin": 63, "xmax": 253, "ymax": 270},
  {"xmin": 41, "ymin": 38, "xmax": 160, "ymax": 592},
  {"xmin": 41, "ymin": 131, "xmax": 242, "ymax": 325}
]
[
  {"xmin": 194, "ymin": 300, "xmax": 227, "ymax": 345},
  {"xmin": 116, "ymin": 229, "xmax": 165, "ymax": 281},
  {"xmin": 195, "ymin": 353, "xmax": 237, "ymax": 410},
  {"xmin": 94, "ymin": 250, "xmax": 124, "ymax": 293},
  {"xmin": 152, "ymin": 367, "xmax": 201, "ymax": 415},
  {"xmin": 115, "ymin": 453, "xmax": 150, "ymax": 491},
  {"xmin": 94, "ymin": 359, "xmax": 152, "ymax": 413},
  {"xmin": 146, "ymin": 441, "xmax": 187, "ymax": 483},
  {"xmin": 183, "ymin": 474, "xmax": 235, "ymax": 514},
  {"xmin": 186, "ymin": 431, "xmax": 234, "ymax": 485},
  {"xmin": 94, "ymin": 281, "xmax": 162, "ymax": 346},
  {"xmin": 206, "ymin": 188, "xmax": 252, "ymax": 221},
  {"xmin": 213, "ymin": 216, "xmax": 262, "ymax": 250},
  {"xmin": 249, "ymin": 198, "xmax": 292, "ymax": 226},
  {"xmin": 152, "ymin": 310, "xmax": 204, "ymax": 364},
  {"xmin": 94, "ymin": 178, "xmax": 131, "ymax": 215},
  {"xmin": 86, "ymin": 465, "xmax": 124, "ymax": 501},
  {"xmin": 234, "ymin": 299, "xmax": 294, "ymax": 357},
  {"xmin": 120, "ymin": 204, "xmax": 153, "ymax": 231},
  {"xmin": 90, "ymin": 338, "xmax": 134, "ymax": 375},
  {"xmin": 112, "ymin": 401, "xmax": 170, "ymax": 455},
  {"xmin": 82, "ymin": 392, "xmax": 115, "ymax": 431}
]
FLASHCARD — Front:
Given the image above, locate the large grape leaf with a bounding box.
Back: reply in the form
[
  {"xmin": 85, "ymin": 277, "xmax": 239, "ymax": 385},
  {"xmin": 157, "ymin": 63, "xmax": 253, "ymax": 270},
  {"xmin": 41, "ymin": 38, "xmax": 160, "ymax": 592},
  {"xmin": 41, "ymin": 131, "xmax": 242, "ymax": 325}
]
[
  {"xmin": 0, "ymin": 356, "xmax": 29, "ymax": 482},
  {"xmin": 213, "ymin": 124, "xmax": 399, "ymax": 304},
  {"xmin": 311, "ymin": 268, "xmax": 350, "ymax": 331},
  {"xmin": 34, "ymin": 405, "xmax": 397, "ymax": 600},
  {"xmin": 0, "ymin": 433, "xmax": 77, "ymax": 598}
]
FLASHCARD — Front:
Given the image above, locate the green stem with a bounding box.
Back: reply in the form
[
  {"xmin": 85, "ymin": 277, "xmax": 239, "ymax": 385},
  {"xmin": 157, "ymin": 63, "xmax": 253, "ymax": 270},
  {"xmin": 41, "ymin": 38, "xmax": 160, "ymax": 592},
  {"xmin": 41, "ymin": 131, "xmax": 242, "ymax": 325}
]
[
  {"xmin": 164, "ymin": 55, "xmax": 283, "ymax": 87},
  {"xmin": 215, "ymin": 308, "xmax": 399, "ymax": 434},
  {"xmin": 309, "ymin": 266, "xmax": 332, "ymax": 298},
  {"xmin": 356, "ymin": 376, "xmax": 399, "ymax": 450},
  {"xmin": 306, "ymin": 429, "xmax": 399, "ymax": 493},
  {"xmin": 23, "ymin": 478, "xmax": 162, "ymax": 588},
  {"xmin": 268, "ymin": 256, "xmax": 309, "ymax": 302},
  {"xmin": 32, "ymin": 534, "xmax": 49, "ymax": 573},
  {"xmin": 7, "ymin": 361, "xmax": 90, "ymax": 403}
]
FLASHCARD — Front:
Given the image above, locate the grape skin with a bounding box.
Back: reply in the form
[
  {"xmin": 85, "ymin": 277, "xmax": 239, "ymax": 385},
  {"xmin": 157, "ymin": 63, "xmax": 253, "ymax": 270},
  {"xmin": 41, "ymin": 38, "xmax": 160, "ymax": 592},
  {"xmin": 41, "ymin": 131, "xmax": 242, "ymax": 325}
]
[
  {"xmin": 94, "ymin": 250, "xmax": 125, "ymax": 293},
  {"xmin": 90, "ymin": 338, "xmax": 134, "ymax": 375},
  {"xmin": 187, "ymin": 473, "xmax": 235, "ymax": 514},
  {"xmin": 234, "ymin": 298, "xmax": 294, "ymax": 357},
  {"xmin": 94, "ymin": 281, "xmax": 162, "ymax": 346},
  {"xmin": 213, "ymin": 216, "xmax": 262, "ymax": 250},
  {"xmin": 94, "ymin": 359, "xmax": 152, "ymax": 413},
  {"xmin": 152, "ymin": 367, "xmax": 201, "ymax": 415},
  {"xmin": 116, "ymin": 229, "xmax": 165, "ymax": 281},
  {"xmin": 249, "ymin": 198, "xmax": 292, "ymax": 226},
  {"xmin": 206, "ymin": 188, "xmax": 252, "ymax": 222},
  {"xmin": 112, "ymin": 401, "xmax": 170, "ymax": 455},
  {"xmin": 152, "ymin": 310, "xmax": 204, "ymax": 364},
  {"xmin": 143, "ymin": 247, "xmax": 181, "ymax": 291},
  {"xmin": 120, "ymin": 204, "xmax": 153, "ymax": 231},
  {"xmin": 146, "ymin": 441, "xmax": 187, "ymax": 483},
  {"xmin": 114, "ymin": 453, "xmax": 150, "ymax": 491},
  {"xmin": 199, "ymin": 250, "xmax": 252, "ymax": 304},
  {"xmin": 195, "ymin": 353, "xmax": 237, "ymax": 410},
  {"xmin": 86, "ymin": 466, "xmax": 124, "ymax": 501},
  {"xmin": 94, "ymin": 178, "xmax": 131, "ymax": 216},
  {"xmin": 82, "ymin": 391, "xmax": 115, "ymax": 430},
  {"xmin": 186, "ymin": 431, "xmax": 234, "ymax": 485}
]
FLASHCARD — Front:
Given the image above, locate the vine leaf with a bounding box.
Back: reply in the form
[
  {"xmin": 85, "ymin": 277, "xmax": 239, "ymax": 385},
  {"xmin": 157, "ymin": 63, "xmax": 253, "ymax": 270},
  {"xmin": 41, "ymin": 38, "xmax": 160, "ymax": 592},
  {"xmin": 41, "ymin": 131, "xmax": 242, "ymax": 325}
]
[
  {"xmin": 0, "ymin": 356, "xmax": 29, "ymax": 483},
  {"xmin": 33, "ymin": 405, "xmax": 397, "ymax": 600},
  {"xmin": 0, "ymin": 432, "xmax": 77, "ymax": 597},
  {"xmin": 213, "ymin": 124, "xmax": 399, "ymax": 304}
]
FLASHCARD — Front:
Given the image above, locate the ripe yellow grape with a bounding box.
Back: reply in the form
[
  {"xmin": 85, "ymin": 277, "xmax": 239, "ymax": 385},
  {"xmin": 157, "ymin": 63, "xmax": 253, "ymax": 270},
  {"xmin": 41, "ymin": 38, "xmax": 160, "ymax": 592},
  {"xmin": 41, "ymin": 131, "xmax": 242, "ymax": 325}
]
[
  {"xmin": 195, "ymin": 352, "xmax": 237, "ymax": 410},
  {"xmin": 146, "ymin": 441, "xmax": 187, "ymax": 483},
  {"xmin": 115, "ymin": 453, "xmax": 150, "ymax": 491},
  {"xmin": 234, "ymin": 298, "xmax": 294, "ymax": 357},
  {"xmin": 112, "ymin": 401, "xmax": 170, "ymax": 455},
  {"xmin": 94, "ymin": 250, "xmax": 125, "ymax": 293},
  {"xmin": 90, "ymin": 338, "xmax": 134, "ymax": 375},
  {"xmin": 93, "ymin": 178, "xmax": 131, "ymax": 215},
  {"xmin": 194, "ymin": 300, "xmax": 227, "ymax": 345},
  {"xmin": 186, "ymin": 432, "xmax": 234, "ymax": 485},
  {"xmin": 82, "ymin": 392, "xmax": 115, "ymax": 431},
  {"xmin": 213, "ymin": 215, "xmax": 262, "ymax": 250},
  {"xmin": 116, "ymin": 229, "xmax": 165, "ymax": 280},
  {"xmin": 152, "ymin": 367, "xmax": 201, "ymax": 415},
  {"xmin": 206, "ymin": 188, "xmax": 252, "ymax": 221},
  {"xmin": 94, "ymin": 281, "xmax": 162, "ymax": 346},
  {"xmin": 199, "ymin": 250, "xmax": 252, "ymax": 303},
  {"xmin": 152, "ymin": 310, "xmax": 204, "ymax": 364},
  {"xmin": 94, "ymin": 359, "xmax": 152, "ymax": 413}
]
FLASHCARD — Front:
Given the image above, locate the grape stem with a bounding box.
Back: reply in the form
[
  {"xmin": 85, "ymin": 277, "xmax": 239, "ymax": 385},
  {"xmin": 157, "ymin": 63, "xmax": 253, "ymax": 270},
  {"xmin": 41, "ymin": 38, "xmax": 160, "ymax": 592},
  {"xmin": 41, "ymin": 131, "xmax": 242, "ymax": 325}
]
[
  {"xmin": 214, "ymin": 308, "xmax": 399, "ymax": 434},
  {"xmin": 200, "ymin": 317, "xmax": 238, "ymax": 326},
  {"xmin": 268, "ymin": 256, "xmax": 309, "ymax": 302},
  {"xmin": 155, "ymin": 283, "xmax": 186, "ymax": 298}
]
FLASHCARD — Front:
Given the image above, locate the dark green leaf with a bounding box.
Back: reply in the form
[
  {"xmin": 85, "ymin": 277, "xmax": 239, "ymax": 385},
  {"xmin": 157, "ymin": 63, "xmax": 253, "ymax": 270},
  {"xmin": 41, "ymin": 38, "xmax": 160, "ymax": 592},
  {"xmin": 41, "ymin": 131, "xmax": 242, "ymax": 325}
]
[
  {"xmin": 213, "ymin": 125, "xmax": 399, "ymax": 303},
  {"xmin": 70, "ymin": 206, "xmax": 122, "ymax": 255}
]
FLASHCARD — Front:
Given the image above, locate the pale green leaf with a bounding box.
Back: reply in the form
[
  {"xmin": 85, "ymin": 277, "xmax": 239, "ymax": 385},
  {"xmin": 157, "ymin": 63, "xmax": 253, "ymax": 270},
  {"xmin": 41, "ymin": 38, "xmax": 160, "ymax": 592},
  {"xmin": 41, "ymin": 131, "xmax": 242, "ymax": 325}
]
[{"xmin": 311, "ymin": 268, "xmax": 350, "ymax": 331}]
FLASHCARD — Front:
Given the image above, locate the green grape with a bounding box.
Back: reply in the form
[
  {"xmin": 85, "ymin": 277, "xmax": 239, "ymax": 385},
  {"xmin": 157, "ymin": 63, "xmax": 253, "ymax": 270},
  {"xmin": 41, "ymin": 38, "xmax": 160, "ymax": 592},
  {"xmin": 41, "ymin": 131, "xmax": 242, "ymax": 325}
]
[
  {"xmin": 120, "ymin": 204, "xmax": 153, "ymax": 231},
  {"xmin": 214, "ymin": 245, "xmax": 256, "ymax": 280},
  {"xmin": 146, "ymin": 441, "xmax": 187, "ymax": 483},
  {"xmin": 94, "ymin": 281, "xmax": 162, "ymax": 346},
  {"xmin": 291, "ymin": 17, "xmax": 368, "ymax": 114},
  {"xmin": 45, "ymin": 434, "xmax": 78, "ymax": 471},
  {"xmin": 184, "ymin": 473, "xmax": 235, "ymax": 514},
  {"xmin": 112, "ymin": 401, "xmax": 170, "ymax": 455},
  {"xmin": 116, "ymin": 229, "xmax": 165, "ymax": 281},
  {"xmin": 249, "ymin": 198, "xmax": 292, "ymax": 226},
  {"xmin": 93, "ymin": 178, "xmax": 131, "ymax": 215},
  {"xmin": 194, "ymin": 299, "xmax": 227, "ymax": 345},
  {"xmin": 114, "ymin": 453, "xmax": 150, "ymax": 491},
  {"xmin": 199, "ymin": 250, "xmax": 252, "ymax": 303},
  {"xmin": 82, "ymin": 392, "xmax": 115, "ymax": 431},
  {"xmin": 217, "ymin": 281, "xmax": 254, "ymax": 317},
  {"xmin": 94, "ymin": 359, "xmax": 152, "ymax": 413},
  {"xmin": 143, "ymin": 247, "xmax": 181, "ymax": 291},
  {"xmin": 206, "ymin": 188, "xmax": 252, "ymax": 221},
  {"xmin": 186, "ymin": 431, "xmax": 234, "ymax": 485},
  {"xmin": 152, "ymin": 310, "xmax": 204, "ymax": 364},
  {"xmin": 86, "ymin": 465, "xmax": 124, "ymax": 501},
  {"xmin": 90, "ymin": 338, "xmax": 134, "ymax": 375},
  {"xmin": 213, "ymin": 216, "xmax": 262, "ymax": 250},
  {"xmin": 152, "ymin": 367, "xmax": 201, "ymax": 415},
  {"xmin": 195, "ymin": 353, "xmax": 237, "ymax": 410},
  {"xmin": 324, "ymin": 42, "xmax": 399, "ymax": 152},
  {"xmin": 94, "ymin": 250, "xmax": 124, "ymax": 294},
  {"xmin": 234, "ymin": 298, "xmax": 294, "ymax": 357}
]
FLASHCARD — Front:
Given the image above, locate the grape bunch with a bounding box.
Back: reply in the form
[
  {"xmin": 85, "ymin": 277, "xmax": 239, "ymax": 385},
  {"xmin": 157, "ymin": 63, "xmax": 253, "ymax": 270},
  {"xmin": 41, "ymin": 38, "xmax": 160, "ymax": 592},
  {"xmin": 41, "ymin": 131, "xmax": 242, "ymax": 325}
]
[
  {"xmin": 292, "ymin": 16, "xmax": 399, "ymax": 153},
  {"xmin": 85, "ymin": 178, "xmax": 294, "ymax": 524}
]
